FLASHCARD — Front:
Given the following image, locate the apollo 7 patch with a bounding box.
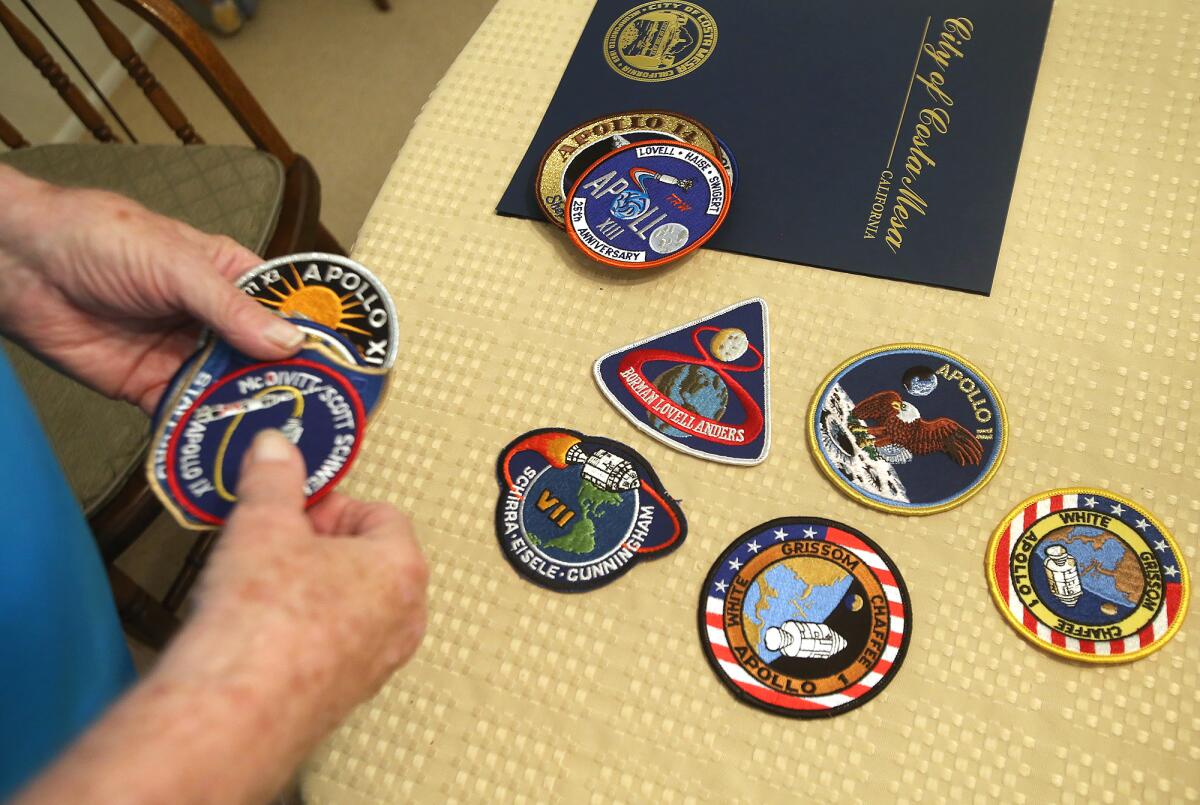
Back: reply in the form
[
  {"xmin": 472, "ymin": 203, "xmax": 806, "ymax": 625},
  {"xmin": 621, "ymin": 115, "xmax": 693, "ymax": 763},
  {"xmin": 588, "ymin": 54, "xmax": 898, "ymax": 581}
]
[{"xmin": 495, "ymin": 428, "xmax": 686, "ymax": 592}]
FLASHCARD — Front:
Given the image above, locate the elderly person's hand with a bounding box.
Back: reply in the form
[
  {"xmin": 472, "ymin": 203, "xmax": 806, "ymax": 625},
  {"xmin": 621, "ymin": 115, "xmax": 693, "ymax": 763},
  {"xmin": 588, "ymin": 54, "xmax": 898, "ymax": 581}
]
[
  {"xmin": 1, "ymin": 166, "xmax": 428, "ymax": 805},
  {"xmin": 0, "ymin": 164, "xmax": 303, "ymax": 412}
]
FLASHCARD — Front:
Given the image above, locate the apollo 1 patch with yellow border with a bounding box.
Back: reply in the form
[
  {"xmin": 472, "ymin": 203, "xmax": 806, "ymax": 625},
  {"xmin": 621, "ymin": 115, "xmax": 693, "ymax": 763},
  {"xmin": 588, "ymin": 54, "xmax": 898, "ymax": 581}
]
[
  {"xmin": 495, "ymin": 428, "xmax": 686, "ymax": 592},
  {"xmin": 986, "ymin": 488, "xmax": 1189, "ymax": 663},
  {"xmin": 699, "ymin": 517, "xmax": 911, "ymax": 718}
]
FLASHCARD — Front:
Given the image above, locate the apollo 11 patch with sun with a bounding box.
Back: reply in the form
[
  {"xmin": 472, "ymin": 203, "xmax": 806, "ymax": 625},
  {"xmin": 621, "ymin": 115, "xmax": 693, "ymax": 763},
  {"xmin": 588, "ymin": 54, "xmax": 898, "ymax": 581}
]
[
  {"xmin": 566, "ymin": 139, "xmax": 731, "ymax": 269},
  {"xmin": 700, "ymin": 518, "xmax": 910, "ymax": 718},
  {"xmin": 594, "ymin": 299, "xmax": 769, "ymax": 464},
  {"xmin": 237, "ymin": 253, "xmax": 399, "ymax": 369},
  {"xmin": 495, "ymin": 428, "xmax": 686, "ymax": 592},
  {"xmin": 987, "ymin": 488, "xmax": 1189, "ymax": 663},
  {"xmin": 808, "ymin": 344, "xmax": 1007, "ymax": 515}
]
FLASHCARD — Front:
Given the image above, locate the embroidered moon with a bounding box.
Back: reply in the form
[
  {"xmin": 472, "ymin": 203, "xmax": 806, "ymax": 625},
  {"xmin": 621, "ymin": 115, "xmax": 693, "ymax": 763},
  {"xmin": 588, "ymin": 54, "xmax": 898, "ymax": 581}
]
[{"xmin": 710, "ymin": 328, "xmax": 748, "ymax": 362}]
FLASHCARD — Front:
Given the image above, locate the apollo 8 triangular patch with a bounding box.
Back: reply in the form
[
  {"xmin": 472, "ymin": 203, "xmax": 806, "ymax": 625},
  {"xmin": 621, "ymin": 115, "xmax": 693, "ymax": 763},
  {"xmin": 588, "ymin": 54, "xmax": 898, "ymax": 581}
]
[{"xmin": 593, "ymin": 298, "xmax": 770, "ymax": 465}]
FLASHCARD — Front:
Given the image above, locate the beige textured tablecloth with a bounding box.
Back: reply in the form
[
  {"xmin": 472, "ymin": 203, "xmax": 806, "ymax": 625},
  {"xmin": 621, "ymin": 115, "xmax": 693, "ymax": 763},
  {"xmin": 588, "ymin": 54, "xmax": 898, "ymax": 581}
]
[{"xmin": 301, "ymin": 1, "xmax": 1198, "ymax": 801}]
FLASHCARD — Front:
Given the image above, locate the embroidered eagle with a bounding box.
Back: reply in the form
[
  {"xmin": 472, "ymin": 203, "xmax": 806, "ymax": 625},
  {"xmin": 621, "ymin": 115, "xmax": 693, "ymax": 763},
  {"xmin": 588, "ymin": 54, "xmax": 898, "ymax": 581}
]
[{"xmin": 850, "ymin": 390, "xmax": 984, "ymax": 466}]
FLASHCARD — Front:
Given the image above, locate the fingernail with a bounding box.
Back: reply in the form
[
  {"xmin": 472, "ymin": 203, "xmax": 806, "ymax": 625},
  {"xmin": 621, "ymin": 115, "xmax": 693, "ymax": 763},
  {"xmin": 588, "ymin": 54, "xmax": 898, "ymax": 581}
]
[
  {"xmin": 252, "ymin": 429, "xmax": 293, "ymax": 463},
  {"xmin": 265, "ymin": 320, "xmax": 304, "ymax": 350}
]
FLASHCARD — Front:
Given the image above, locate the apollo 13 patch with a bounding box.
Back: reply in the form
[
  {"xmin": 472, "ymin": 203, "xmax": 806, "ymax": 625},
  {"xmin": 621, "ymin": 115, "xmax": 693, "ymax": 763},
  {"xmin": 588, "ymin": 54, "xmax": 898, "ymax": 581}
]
[
  {"xmin": 565, "ymin": 139, "xmax": 731, "ymax": 269},
  {"xmin": 987, "ymin": 489, "xmax": 1189, "ymax": 663},
  {"xmin": 700, "ymin": 518, "xmax": 911, "ymax": 718},
  {"xmin": 594, "ymin": 299, "xmax": 769, "ymax": 464},
  {"xmin": 495, "ymin": 428, "xmax": 686, "ymax": 592},
  {"xmin": 808, "ymin": 344, "xmax": 1008, "ymax": 515}
]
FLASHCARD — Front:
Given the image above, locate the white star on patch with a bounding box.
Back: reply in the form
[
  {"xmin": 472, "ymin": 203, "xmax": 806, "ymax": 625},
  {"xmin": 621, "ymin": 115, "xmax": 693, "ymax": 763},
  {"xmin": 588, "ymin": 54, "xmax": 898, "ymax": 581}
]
[
  {"xmin": 1154, "ymin": 540, "xmax": 1169, "ymax": 552},
  {"xmin": 1110, "ymin": 503, "xmax": 1126, "ymax": 516},
  {"xmin": 773, "ymin": 528, "xmax": 788, "ymax": 541},
  {"xmin": 1135, "ymin": 518, "xmax": 1150, "ymax": 531},
  {"xmin": 803, "ymin": 527, "xmax": 818, "ymax": 539},
  {"xmin": 748, "ymin": 540, "xmax": 762, "ymax": 554},
  {"xmin": 1082, "ymin": 496, "xmax": 1098, "ymax": 508},
  {"xmin": 1164, "ymin": 565, "xmax": 1180, "ymax": 578},
  {"xmin": 715, "ymin": 580, "xmax": 728, "ymax": 593},
  {"xmin": 729, "ymin": 557, "xmax": 743, "ymax": 571}
]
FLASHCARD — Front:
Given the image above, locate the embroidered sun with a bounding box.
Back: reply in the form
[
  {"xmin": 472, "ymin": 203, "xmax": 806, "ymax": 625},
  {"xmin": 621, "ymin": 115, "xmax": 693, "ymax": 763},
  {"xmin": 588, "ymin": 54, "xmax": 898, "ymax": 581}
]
[{"xmin": 260, "ymin": 264, "xmax": 371, "ymax": 337}]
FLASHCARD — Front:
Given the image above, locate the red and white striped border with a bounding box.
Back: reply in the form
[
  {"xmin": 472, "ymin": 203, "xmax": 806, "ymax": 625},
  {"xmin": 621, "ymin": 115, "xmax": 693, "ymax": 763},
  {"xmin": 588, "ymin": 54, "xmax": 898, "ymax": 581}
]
[
  {"xmin": 991, "ymin": 493, "xmax": 1183, "ymax": 657},
  {"xmin": 704, "ymin": 527, "xmax": 907, "ymax": 713}
]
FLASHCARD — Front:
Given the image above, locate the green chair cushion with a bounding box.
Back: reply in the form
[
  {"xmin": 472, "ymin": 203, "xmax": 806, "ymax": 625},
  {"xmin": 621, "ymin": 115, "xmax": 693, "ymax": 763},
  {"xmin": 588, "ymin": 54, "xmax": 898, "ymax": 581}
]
[
  {"xmin": 0, "ymin": 143, "xmax": 284, "ymax": 253},
  {"xmin": 2, "ymin": 340, "xmax": 148, "ymax": 517},
  {"xmin": 0, "ymin": 143, "xmax": 284, "ymax": 518}
]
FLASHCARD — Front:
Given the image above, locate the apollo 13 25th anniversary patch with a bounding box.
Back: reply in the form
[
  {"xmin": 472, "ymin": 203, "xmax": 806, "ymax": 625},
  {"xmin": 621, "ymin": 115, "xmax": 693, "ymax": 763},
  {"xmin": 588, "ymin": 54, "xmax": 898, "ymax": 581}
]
[
  {"xmin": 987, "ymin": 488, "xmax": 1189, "ymax": 663},
  {"xmin": 700, "ymin": 518, "xmax": 910, "ymax": 718},
  {"xmin": 808, "ymin": 344, "xmax": 1008, "ymax": 515},
  {"xmin": 565, "ymin": 139, "xmax": 731, "ymax": 269},
  {"xmin": 495, "ymin": 428, "xmax": 686, "ymax": 592}
]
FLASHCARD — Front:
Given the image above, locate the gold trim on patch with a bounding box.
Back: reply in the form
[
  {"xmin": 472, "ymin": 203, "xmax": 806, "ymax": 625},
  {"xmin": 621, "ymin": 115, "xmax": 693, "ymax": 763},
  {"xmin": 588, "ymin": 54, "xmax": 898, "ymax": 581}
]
[
  {"xmin": 535, "ymin": 110, "xmax": 719, "ymax": 227},
  {"xmin": 805, "ymin": 342, "xmax": 1009, "ymax": 516},
  {"xmin": 985, "ymin": 487, "xmax": 1191, "ymax": 664}
]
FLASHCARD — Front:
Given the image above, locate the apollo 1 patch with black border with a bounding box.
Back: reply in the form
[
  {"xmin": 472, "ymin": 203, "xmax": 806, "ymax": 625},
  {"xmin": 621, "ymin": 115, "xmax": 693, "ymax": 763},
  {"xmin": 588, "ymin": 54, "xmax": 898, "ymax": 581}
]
[
  {"xmin": 700, "ymin": 518, "xmax": 910, "ymax": 718},
  {"xmin": 986, "ymin": 488, "xmax": 1190, "ymax": 663},
  {"xmin": 237, "ymin": 253, "xmax": 399, "ymax": 369},
  {"xmin": 808, "ymin": 344, "xmax": 1008, "ymax": 515},
  {"xmin": 495, "ymin": 428, "xmax": 686, "ymax": 592}
]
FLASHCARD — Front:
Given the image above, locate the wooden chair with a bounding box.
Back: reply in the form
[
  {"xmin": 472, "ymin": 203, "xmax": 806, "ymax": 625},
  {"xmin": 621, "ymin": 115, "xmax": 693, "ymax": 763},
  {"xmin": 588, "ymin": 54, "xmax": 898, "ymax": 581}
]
[{"xmin": 0, "ymin": 0, "xmax": 344, "ymax": 648}]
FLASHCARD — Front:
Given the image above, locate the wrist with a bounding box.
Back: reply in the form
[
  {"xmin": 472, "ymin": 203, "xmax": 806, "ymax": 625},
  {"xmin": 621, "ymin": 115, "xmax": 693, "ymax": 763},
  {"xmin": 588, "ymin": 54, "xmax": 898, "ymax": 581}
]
[{"xmin": 0, "ymin": 166, "xmax": 65, "ymax": 328}]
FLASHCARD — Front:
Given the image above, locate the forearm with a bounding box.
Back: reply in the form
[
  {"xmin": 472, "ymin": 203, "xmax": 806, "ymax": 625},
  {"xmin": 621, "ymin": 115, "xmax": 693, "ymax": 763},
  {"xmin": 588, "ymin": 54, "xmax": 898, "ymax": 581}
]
[
  {"xmin": 13, "ymin": 611, "xmax": 339, "ymax": 805},
  {"xmin": 0, "ymin": 165, "xmax": 61, "ymax": 329}
]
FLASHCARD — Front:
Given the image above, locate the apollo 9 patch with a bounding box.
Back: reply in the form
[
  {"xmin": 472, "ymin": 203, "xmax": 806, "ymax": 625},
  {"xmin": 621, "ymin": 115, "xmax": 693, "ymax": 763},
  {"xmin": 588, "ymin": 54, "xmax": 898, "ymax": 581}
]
[
  {"xmin": 494, "ymin": 428, "xmax": 686, "ymax": 592},
  {"xmin": 237, "ymin": 253, "xmax": 398, "ymax": 369},
  {"xmin": 565, "ymin": 140, "xmax": 731, "ymax": 269},
  {"xmin": 808, "ymin": 344, "xmax": 1007, "ymax": 514},
  {"xmin": 163, "ymin": 357, "xmax": 365, "ymax": 526},
  {"xmin": 987, "ymin": 489, "xmax": 1189, "ymax": 663},
  {"xmin": 700, "ymin": 518, "xmax": 910, "ymax": 718},
  {"xmin": 594, "ymin": 298, "xmax": 769, "ymax": 464}
]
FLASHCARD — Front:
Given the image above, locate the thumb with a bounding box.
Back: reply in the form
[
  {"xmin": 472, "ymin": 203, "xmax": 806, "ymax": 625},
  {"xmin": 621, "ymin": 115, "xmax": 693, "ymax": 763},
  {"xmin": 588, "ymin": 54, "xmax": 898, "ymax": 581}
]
[
  {"xmin": 171, "ymin": 247, "xmax": 304, "ymax": 360},
  {"xmin": 234, "ymin": 429, "xmax": 308, "ymax": 514}
]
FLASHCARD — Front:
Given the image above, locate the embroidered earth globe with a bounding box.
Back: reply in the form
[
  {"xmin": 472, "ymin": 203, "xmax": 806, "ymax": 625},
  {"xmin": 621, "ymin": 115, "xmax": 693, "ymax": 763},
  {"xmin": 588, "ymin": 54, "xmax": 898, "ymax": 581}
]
[{"xmin": 648, "ymin": 364, "xmax": 729, "ymax": 437}]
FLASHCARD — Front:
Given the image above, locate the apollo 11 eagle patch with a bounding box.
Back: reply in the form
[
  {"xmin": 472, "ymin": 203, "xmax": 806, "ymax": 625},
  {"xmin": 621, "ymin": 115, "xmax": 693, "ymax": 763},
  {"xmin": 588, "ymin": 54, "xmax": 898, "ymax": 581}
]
[{"xmin": 495, "ymin": 428, "xmax": 686, "ymax": 592}]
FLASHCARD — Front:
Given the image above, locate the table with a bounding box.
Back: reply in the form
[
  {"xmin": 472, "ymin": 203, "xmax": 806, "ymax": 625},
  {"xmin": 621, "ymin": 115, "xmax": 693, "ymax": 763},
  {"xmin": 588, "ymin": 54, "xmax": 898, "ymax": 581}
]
[{"xmin": 300, "ymin": 0, "xmax": 1198, "ymax": 801}]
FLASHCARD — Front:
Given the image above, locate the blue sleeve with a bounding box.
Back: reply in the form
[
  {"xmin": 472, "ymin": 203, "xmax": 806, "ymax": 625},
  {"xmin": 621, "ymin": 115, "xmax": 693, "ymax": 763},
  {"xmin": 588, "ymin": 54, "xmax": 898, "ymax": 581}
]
[{"xmin": 0, "ymin": 350, "xmax": 135, "ymax": 799}]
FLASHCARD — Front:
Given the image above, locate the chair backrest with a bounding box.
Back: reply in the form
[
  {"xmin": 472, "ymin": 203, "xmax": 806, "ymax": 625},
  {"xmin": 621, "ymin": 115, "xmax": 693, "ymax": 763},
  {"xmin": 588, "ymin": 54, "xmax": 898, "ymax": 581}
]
[{"xmin": 0, "ymin": 0, "xmax": 295, "ymax": 165}]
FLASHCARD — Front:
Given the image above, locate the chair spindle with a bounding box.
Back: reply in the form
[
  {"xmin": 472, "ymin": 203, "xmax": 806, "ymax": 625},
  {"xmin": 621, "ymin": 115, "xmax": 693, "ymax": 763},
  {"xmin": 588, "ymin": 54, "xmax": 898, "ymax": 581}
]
[
  {"xmin": 0, "ymin": 111, "xmax": 29, "ymax": 148},
  {"xmin": 0, "ymin": 1, "xmax": 117, "ymax": 142},
  {"xmin": 76, "ymin": 0, "xmax": 202, "ymax": 144}
]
